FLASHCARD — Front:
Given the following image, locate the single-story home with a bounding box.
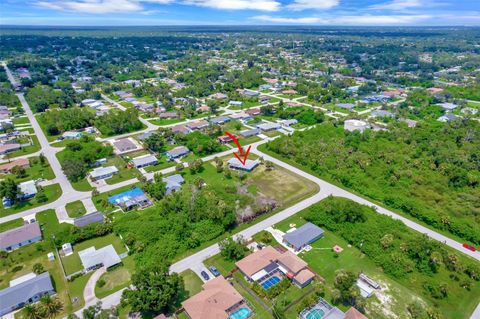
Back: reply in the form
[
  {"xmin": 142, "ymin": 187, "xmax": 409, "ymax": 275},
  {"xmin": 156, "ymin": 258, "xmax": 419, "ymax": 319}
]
[
  {"xmin": 159, "ymin": 112, "xmax": 179, "ymax": 119},
  {"xmin": 229, "ymin": 112, "xmax": 252, "ymax": 122},
  {"xmin": 210, "ymin": 116, "xmax": 231, "ymax": 125},
  {"xmin": 137, "ymin": 131, "xmax": 155, "ymax": 141},
  {"xmin": 171, "ymin": 124, "xmax": 191, "ymax": 134},
  {"xmin": 0, "ymin": 143, "xmax": 21, "ymax": 155},
  {"xmin": 243, "ymin": 90, "xmax": 260, "ymax": 97},
  {"xmin": 0, "ymin": 222, "xmax": 42, "ymax": 252},
  {"xmin": 370, "ymin": 110, "xmax": 395, "ymax": 118},
  {"xmin": 0, "ymin": 158, "xmax": 30, "ymax": 174},
  {"xmin": 108, "ymin": 187, "xmax": 152, "ymax": 210},
  {"xmin": 279, "ymin": 119, "xmax": 298, "ymax": 127},
  {"xmin": 0, "ymin": 272, "xmax": 55, "ymax": 316},
  {"xmin": 182, "ymin": 276, "xmax": 251, "ymax": 319},
  {"xmin": 218, "ymin": 135, "xmax": 234, "ymax": 144},
  {"xmin": 437, "ymin": 102, "xmax": 459, "ymax": 111},
  {"xmin": 438, "ymin": 113, "xmax": 459, "ymax": 122},
  {"xmin": 89, "ymin": 166, "xmax": 118, "ymax": 181},
  {"xmin": 163, "ymin": 174, "xmax": 185, "ymax": 195},
  {"xmin": 246, "ymin": 108, "xmax": 261, "ymax": 116},
  {"xmin": 18, "ymin": 180, "xmax": 37, "ymax": 200},
  {"xmin": 62, "ymin": 131, "xmax": 83, "ymax": 139},
  {"xmin": 78, "ymin": 244, "xmax": 121, "ymax": 272},
  {"xmin": 256, "ymin": 122, "xmax": 281, "ymax": 132},
  {"xmin": 132, "ymin": 154, "xmax": 158, "ymax": 168},
  {"xmin": 282, "ymin": 222, "xmax": 324, "ymax": 252},
  {"xmin": 165, "ymin": 146, "xmax": 190, "ymax": 160},
  {"xmin": 229, "ymin": 101, "xmax": 243, "ymax": 107},
  {"xmin": 227, "ymin": 158, "xmax": 259, "ymax": 172},
  {"xmin": 112, "ymin": 138, "xmax": 139, "ymax": 154},
  {"xmin": 186, "ymin": 120, "xmax": 209, "ymax": 130},
  {"xmin": 336, "ymin": 103, "xmax": 355, "ymax": 110},
  {"xmin": 240, "ymin": 128, "xmax": 261, "ymax": 138},
  {"xmin": 73, "ymin": 212, "xmax": 105, "ymax": 228},
  {"xmin": 236, "ymin": 246, "xmax": 316, "ymax": 289}
]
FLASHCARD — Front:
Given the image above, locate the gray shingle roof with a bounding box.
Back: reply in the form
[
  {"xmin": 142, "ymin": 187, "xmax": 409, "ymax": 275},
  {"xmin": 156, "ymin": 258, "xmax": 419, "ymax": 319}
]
[
  {"xmin": 74, "ymin": 212, "xmax": 105, "ymax": 228},
  {"xmin": 282, "ymin": 222, "xmax": 324, "ymax": 249},
  {"xmin": 0, "ymin": 223, "xmax": 41, "ymax": 250},
  {"xmin": 0, "ymin": 272, "xmax": 54, "ymax": 315}
]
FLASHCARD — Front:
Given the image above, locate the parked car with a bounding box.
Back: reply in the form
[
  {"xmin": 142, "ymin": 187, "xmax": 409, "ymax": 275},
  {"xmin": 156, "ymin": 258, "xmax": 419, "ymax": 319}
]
[
  {"xmin": 463, "ymin": 243, "xmax": 476, "ymax": 252},
  {"xmin": 209, "ymin": 266, "xmax": 220, "ymax": 277},
  {"xmin": 200, "ymin": 270, "xmax": 210, "ymax": 281}
]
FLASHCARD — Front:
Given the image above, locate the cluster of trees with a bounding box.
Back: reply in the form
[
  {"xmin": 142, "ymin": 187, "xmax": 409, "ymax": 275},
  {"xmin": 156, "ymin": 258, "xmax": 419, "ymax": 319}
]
[
  {"xmin": 25, "ymin": 85, "xmax": 75, "ymax": 112},
  {"xmin": 59, "ymin": 137, "xmax": 113, "ymax": 182},
  {"xmin": 52, "ymin": 222, "xmax": 112, "ymax": 248},
  {"xmin": 24, "ymin": 295, "xmax": 63, "ymax": 319},
  {"xmin": 0, "ymin": 178, "xmax": 21, "ymax": 204},
  {"xmin": 266, "ymin": 122, "xmax": 480, "ymax": 244},
  {"xmin": 142, "ymin": 173, "xmax": 166, "ymax": 201},
  {"xmin": 219, "ymin": 236, "xmax": 249, "ymax": 261},
  {"xmin": 304, "ymin": 197, "xmax": 479, "ymax": 309},
  {"xmin": 261, "ymin": 105, "xmax": 325, "ymax": 125},
  {"xmin": 38, "ymin": 108, "xmax": 95, "ymax": 136},
  {"xmin": 176, "ymin": 131, "xmax": 223, "ymax": 156},
  {"xmin": 94, "ymin": 109, "xmax": 144, "ymax": 136}
]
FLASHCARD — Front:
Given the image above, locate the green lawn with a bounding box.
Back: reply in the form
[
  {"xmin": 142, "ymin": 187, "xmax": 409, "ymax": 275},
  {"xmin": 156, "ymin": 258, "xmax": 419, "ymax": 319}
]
[
  {"xmin": 71, "ymin": 178, "xmax": 94, "ymax": 192},
  {"xmin": 95, "ymin": 255, "xmax": 135, "ymax": 299},
  {"xmin": 263, "ymin": 130, "xmax": 282, "ymax": 138},
  {"xmin": 143, "ymin": 157, "xmax": 176, "ymax": 172},
  {"xmin": 61, "ymin": 233, "xmax": 128, "ymax": 275},
  {"xmin": 180, "ymin": 269, "xmax": 203, "ymax": 297},
  {"xmin": 149, "ymin": 118, "xmax": 183, "ymax": 126},
  {"xmin": 66, "ymin": 200, "xmax": 87, "ymax": 218},
  {"xmin": 104, "ymin": 156, "xmax": 141, "ymax": 185},
  {"xmin": 0, "ymin": 183, "xmax": 62, "ymax": 217},
  {"xmin": 5, "ymin": 135, "xmax": 41, "ymax": 158},
  {"xmin": 12, "ymin": 116, "xmax": 30, "ymax": 125},
  {"xmin": 0, "ymin": 218, "xmax": 24, "ymax": 232}
]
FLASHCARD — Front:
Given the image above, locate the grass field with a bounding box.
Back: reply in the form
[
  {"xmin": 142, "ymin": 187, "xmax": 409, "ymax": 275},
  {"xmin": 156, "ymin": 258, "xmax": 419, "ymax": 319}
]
[
  {"xmin": 71, "ymin": 178, "xmax": 94, "ymax": 192},
  {"xmin": 12, "ymin": 116, "xmax": 30, "ymax": 125},
  {"xmin": 0, "ymin": 218, "xmax": 24, "ymax": 232},
  {"xmin": 0, "ymin": 183, "xmax": 62, "ymax": 217},
  {"xmin": 149, "ymin": 118, "xmax": 183, "ymax": 126},
  {"xmin": 179, "ymin": 269, "xmax": 203, "ymax": 298},
  {"xmin": 95, "ymin": 255, "xmax": 134, "ymax": 299},
  {"xmin": 104, "ymin": 156, "xmax": 141, "ymax": 185},
  {"xmin": 66, "ymin": 200, "xmax": 86, "ymax": 218},
  {"xmin": 0, "ymin": 156, "xmax": 55, "ymax": 183}
]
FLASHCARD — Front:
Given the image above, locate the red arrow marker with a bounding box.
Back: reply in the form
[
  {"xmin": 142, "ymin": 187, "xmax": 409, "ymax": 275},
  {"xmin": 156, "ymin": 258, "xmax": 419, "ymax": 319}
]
[{"xmin": 225, "ymin": 131, "xmax": 251, "ymax": 165}]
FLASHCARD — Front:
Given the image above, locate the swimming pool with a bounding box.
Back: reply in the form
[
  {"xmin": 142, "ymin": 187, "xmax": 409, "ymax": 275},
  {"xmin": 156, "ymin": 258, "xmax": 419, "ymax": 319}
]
[
  {"xmin": 261, "ymin": 276, "xmax": 281, "ymax": 289},
  {"xmin": 229, "ymin": 307, "xmax": 251, "ymax": 319},
  {"xmin": 305, "ymin": 308, "xmax": 326, "ymax": 319}
]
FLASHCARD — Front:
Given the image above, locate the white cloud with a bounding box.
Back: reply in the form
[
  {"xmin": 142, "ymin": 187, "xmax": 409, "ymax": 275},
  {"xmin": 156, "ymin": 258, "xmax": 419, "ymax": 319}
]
[
  {"xmin": 253, "ymin": 14, "xmax": 431, "ymax": 25},
  {"xmin": 35, "ymin": 0, "xmax": 144, "ymax": 13},
  {"xmin": 370, "ymin": 0, "xmax": 431, "ymax": 10},
  {"xmin": 182, "ymin": 0, "xmax": 281, "ymax": 11},
  {"xmin": 287, "ymin": 0, "xmax": 340, "ymax": 10}
]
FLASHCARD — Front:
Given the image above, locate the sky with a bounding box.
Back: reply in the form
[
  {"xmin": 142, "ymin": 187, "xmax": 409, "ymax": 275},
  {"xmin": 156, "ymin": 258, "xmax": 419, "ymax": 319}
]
[{"xmin": 1, "ymin": 0, "xmax": 480, "ymax": 26}]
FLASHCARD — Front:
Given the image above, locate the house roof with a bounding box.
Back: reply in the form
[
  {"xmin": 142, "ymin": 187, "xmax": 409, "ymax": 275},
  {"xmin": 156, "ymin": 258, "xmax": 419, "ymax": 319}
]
[
  {"xmin": 293, "ymin": 268, "xmax": 315, "ymax": 284},
  {"xmin": 186, "ymin": 120, "xmax": 209, "ymax": 129},
  {"xmin": 282, "ymin": 222, "xmax": 324, "ymax": 249},
  {"xmin": 0, "ymin": 143, "xmax": 21, "ymax": 153},
  {"xmin": 277, "ymin": 250, "xmax": 308, "ymax": 274},
  {"xmin": 113, "ymin": 138, "xmax": 137, "ymax": 151},
  {"xmin": 166, "ymin": 146, "xmax": 189, "ymax": 157},
  {"xmin": 210, "ymin": 116, "xmax": 230, "ymax": 124},
  {"xmin": 240, "ymin": 128, "xmax": 260, "ymax": 137},
  {"xmin": 90, "ymin": 166, "xmax": 118, "ymax": 179},
  {"xmin": 182, "ymin": 276, "xmax": 243, "ymax": 319},
  {"xmin": 235, "ymin": 246, "xmax": 282, "ymax": 277},
  {"xmin": 0, "ymin": 158, "xmax": 29, "ymax": 172},
  {"xmin": 0, "ymin": 222, "xmax": 41, "ymax": 250},
  {"xmin": 132, "ymin": 154, "xmax": 158, "ymax": 167},
  {"xmin": 163, "ymin": 174, "xmax": 184, "ymax": 194},
  {"xmin": 78, "ymin": 244, "xmax": 121, "ymax": 270},
  {"xmin": 74, "ymin": 212, "xmax": 104, "ymax": 228},
  {"xmin": 0, "ymin": 272, "xmax": 54, "ymax": 313},
  {"xmin": 344, "ymin": 308, "xmax": 368, "ymax": 319},
  {"xmin": 171, "ymin": 125, "xmax": 190, "ymax": 134},
  {"xmin": 227, "ymin": 158, "xmax": 259, "ymax": 171},
  {"xmin": 256, "ymin": 122, "xmax": 281, "ymax": 131}
]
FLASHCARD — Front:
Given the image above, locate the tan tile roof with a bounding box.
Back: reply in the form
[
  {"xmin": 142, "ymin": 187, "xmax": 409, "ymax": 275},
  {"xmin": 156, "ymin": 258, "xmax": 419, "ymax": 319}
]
[
  {"xmin": 0, "ymin": 158, "xmax": 29, "ymax": 172},
  {"xmin": 277, "ymin": 250, "xmax": 307, "ymax": 274},
  {"xmin": 182, "ymin": 276, "xmax": 243, "ymax": 319},
  {"xmin": 235, "ymin": 246, "xmax": 282, "ymax": 277},
  {"xmin": 293, "ymin": 268, "xmax": 315, "ymax": 285},
  {"xmin": 345, "ymin": 307, "xmax": 368, "ymax": 319}
]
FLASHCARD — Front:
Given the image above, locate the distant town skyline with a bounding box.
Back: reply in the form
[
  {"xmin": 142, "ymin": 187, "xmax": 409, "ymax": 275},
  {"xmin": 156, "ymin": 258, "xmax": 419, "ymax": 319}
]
[{"xmin": 2, "ymin": 0, "xmax": 480, "ymax": 26}]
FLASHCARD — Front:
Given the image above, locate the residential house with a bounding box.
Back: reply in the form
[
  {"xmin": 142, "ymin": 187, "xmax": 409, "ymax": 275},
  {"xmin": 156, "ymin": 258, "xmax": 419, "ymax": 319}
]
[
  {"xmin": 438, "ymin": 113, "xmax": 459, "ymax": 122},
  {"xmin": 229, "ymin": 101, "xmax": 243, "ymax": 107},
  {"xmin": 78, "ymin": 244, "xmax": 122, "ymax": 272},
  {"xmin": 0, "ymin": 272, "xmax": 55, "ymax": 316},
  {"xmin": 108, "ymin": 187, "xmax": 152, "ymax": 210},
  {"xmin": 73, "ymin": 212, "xmax": 105, "ymax": 228},
  {"xmin": 171, "ymin": 124, "xmax": 191, "ymax": 134},
  {"xmin": 243, "ymin": 90, "xmax": 260, "ymax": 97},
  {"xmin": 182, "ymin": 276, "xmax": 251, "ymax": 319},
  {"xmin": 236, "ymin": 246, "xmax": 316, "ymax": 289},
  {"xmin": 112, "ymin": 138, "xmax": 139, "ymax": 154},
  {"xmin": 227, "ymin": 158, "xmax": 259, "ymax": 172},
  {"xmin": 344, "ymin": 120, "xmax": 369, "ymax": 132},
  {"xmin": 18, "ymin": 180, "xmax": 38, "ymax": 200},
  {"xmin": 256, "ymin": 122, "xmax": 281, "ymax": 132},
  {"xmin": 282, "ymin": 222, "xmax": 324, "ymax": 252},
  {"xmin": 0, "ymin": 143, "xmax": 21, "ymax": 155},
  {"xmin": 240, "ymin": 128, "xmax": 260, "ymax": 138},
  {"xmin": 186, "ymin": 120, "xmax": 209, "ymax": 131},
  {"xmin": 370, "ymin": 110, "xmax": 395, "ymax": 118},
  {"xmin": 336, "ymin": 103, "xmax": 355, "ymax": 111},
  {"xmin": 62, "ymin": 131, "xmax": 83, "ymax": 139},
  {"xmin": 210, "ymin": 116, "xmax": 231, "ymax": 125},
  {"xmin": 0, "ymin": 222, "xmax": 42, "ymax": 252},
  {"xmin": 137, "ymin": 131, "xmax": 155, "ymax": 142},
  {"xmin": 162, "ymin": 174, "xmax": 185, "ymax": 194},
  {"xmin": 279, "ymin": 119, "xmax": 298, "ymax": 127},
  {"xmin": 159, "ymin": 112, "xmax": 179, "ymax": 119},
  {"xmin": 437, "ymin": 102, "xmax": 459, "ymax": 111},
  {"xmin": 218, "ymin": 135, "xmax": 234, "ymax": 144},
  {"xmin": 89, "ymin": 166, "xmax": 118, "ymax": 181},
  {"xmin": 165, "ymin": 146, "xmax": 190, "ymax": 160},
  {"xmin": 246, "ymin": 108, "xmax": 261, "ymax": 116},
  {"xmin": 132, "ymin": 154, "xmax": 158, "ymax": 168},
  {"xmin": 0, "ymin": 158, "xmax": 30, "ymax": 174},
  {"xmin": 229, "ymin": 112, "xmax": 252, "ymax": 122}
]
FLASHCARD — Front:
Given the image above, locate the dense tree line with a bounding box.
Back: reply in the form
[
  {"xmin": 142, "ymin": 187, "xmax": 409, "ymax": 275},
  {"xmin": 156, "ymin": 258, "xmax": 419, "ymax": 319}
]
[
  {"xmin": 265, "ymin": 122, "xmax": 480, "ymax": 244},
  {"xmin": 38, "ymin": 107, "xmax": 95, "ymax": 135},
  {"xmin": 95, "ymin": 109, "xmax": 144, "ymax": 136}
]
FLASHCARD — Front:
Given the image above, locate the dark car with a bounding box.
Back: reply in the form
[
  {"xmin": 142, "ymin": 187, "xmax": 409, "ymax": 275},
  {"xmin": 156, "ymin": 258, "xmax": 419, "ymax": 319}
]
[
  {"xmin": 200, "ymin": 270, "xmax": 210, "ymax": 281},
  {"xmin": 209, "ymin": 266, "xmax": 220, "ymax": 277},
  {"xmin": 463, "ymin": 243, "xmax": 476, "ymax": 252}
]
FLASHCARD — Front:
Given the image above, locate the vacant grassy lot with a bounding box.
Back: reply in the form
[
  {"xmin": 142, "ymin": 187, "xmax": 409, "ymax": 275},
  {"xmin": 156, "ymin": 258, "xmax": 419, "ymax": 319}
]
[
  {"xmin": 66, "ymin": 200, "xmax": 86, "ymax": 218},
  {"xmin": 104, "ymin": 156, "xmax": 141, "ymax": 185},
  {"xmin": 180, "ymin": 269, "xmax": 203, "ymax": 297},
  {"xmin": 95, "ymin": 255, "xmax": 134, "ymax": 299}
]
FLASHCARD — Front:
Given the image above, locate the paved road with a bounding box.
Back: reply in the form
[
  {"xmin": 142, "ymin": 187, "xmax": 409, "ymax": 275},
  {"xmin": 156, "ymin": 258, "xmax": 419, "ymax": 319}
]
[{"xmin": 470, "ymin": 303, "xmax": 480, "ymax": 319}]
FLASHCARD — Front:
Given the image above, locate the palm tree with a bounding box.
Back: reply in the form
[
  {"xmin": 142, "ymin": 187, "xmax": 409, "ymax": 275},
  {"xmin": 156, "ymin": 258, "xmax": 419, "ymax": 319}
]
[
  {"xmin": 40, "ymin": 295, "xmax": 63, "ymax": 317},
  {"xmin": 24, "ymin": 304, "xmax": 45, "ymax": 319}
]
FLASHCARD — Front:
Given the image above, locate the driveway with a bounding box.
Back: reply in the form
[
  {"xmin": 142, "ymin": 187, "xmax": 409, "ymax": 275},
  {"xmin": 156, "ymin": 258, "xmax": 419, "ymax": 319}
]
[{"xmin": 83, "ymin": 267, "xmax": 106, "ymax": 305}]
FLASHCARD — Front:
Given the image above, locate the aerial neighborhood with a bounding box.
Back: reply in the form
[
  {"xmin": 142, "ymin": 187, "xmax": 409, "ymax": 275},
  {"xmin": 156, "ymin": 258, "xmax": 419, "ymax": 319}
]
[{"xmin": 0, "ymin": 23, "xmax": 479, "ymax": 319}]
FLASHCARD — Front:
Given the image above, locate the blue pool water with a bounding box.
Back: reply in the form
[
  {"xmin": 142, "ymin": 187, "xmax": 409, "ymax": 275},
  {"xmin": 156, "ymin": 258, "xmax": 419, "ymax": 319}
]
[
  {"xmin": 305, "ymin": 309, "xmax": 326, "ymax": 319},
  {"xmin": 229, "ymin": 307, "xmax": 251, "ymax": 319},
  {"xmin": 261, "ymin": 276, "xmax": 281, "ymax": 289}
]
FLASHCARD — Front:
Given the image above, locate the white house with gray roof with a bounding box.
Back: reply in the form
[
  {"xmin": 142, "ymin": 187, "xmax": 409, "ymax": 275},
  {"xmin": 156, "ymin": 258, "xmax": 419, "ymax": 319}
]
[
  {"xmin": 89, "ymin": 166, "xmax": 118, "ymax": 181},
  {"xmin": 132, "ymin": 154, "xmax": 158, "ymax": 168},
  {"xmin": 0, "ymin": 272, "xmax": 55, "ymax": 316},
  {"xmin": 227, "ymin": 158, "xmax": 259, "ymax": 172},
  {"xmin": 78, "ymin": 244, "xmax": 121, "ymax": 272},
  {"xmin": 0, "ymin": 222, "xmax": 42, "ymax": 252},
  {"xmin": 282, "ymin": 222, "xmax": 324, "ymax": 252}
]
